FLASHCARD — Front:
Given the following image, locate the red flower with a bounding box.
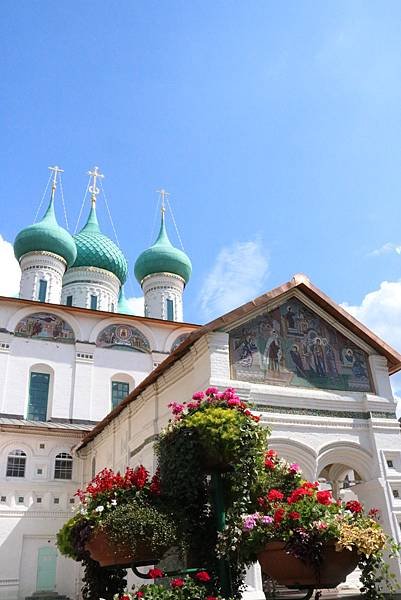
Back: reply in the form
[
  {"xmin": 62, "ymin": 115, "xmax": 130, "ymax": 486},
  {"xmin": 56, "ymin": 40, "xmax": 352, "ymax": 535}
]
[
  {"xmin": 195, "ymin": 571, "xmax": 211, "ymax": 582},
  {"xmin": 368, "ymin": 507, "xmax": 380, "ymax": 519},
  {"xmin": 346, "ymin": 500, "xmax": 363, "ymax": 513},
  {"xmin": 206, "ymin": 597, "xmax": 218, "ymax": 600},
  {"xmin": 316, "ymin": 490, "xmax": 333, "ymax": 505},
  {"xmin": 287, "ymin": 487, "xmax": 313, "ymax": 504},
  {"xmin": 171, "ymin": 578, "xmax": 185, "ymax": 588},
  {"xmin": 150, "ymin": 469, "xmax": 161, "ymax": 495},
  {"xmin": 274, "ymin": 508, "xmax": 286, "ymax": 524},
  {"xmin": 267, "ymin": 489, "xmax": 284, "ymax": 502},
  {"xmin": 289, "ymin": 511, "xmax": 301, "ymax": 520},
  {"xmin": 264, "ymin": 459, "xmax": 275, "ymax": 470},
  {"xmin": 266, "ymin": 449, "xmax": 277, "ymax": 459},
  {"xmin": 147, "ymin": 568, "xmax": 164, "ymax": 579},
  {"xmin": 121, "ymin": 595, "xmax": 132, "ymax": 600}
]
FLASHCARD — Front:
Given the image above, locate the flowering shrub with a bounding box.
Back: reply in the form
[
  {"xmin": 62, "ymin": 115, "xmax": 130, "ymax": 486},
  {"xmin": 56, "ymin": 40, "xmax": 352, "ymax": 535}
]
[
  {"xmin": 113, "ymin": 571, "xmax": 235, "ymax": 599},
  {"xmin": 57, "ymin": 466, "xmax": 179, "ymax": 600},
  {"xmin": 231, "ymin": 451, "xmax": 398, "ymax": 599},
  {"xmin": 156, "ymin": 387, "xmax": 269, "ymax": 597}
]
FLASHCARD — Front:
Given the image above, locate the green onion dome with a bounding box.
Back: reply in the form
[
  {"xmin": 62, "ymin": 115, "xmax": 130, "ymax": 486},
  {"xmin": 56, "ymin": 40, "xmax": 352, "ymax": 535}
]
[
  {"xmin": 72, "ymin": 204, "xmax": 128, "ymax": 284},
  {"xmin": 134, "ymin": 213, "xmax": 192, "ymax": 285},
  {"xmin": 14, "ymin": 198, "xmax": 77, "ymax": 267},
  {"xmin": 117, "ymin": 287, "xmax": 134, "ymax": 315}
]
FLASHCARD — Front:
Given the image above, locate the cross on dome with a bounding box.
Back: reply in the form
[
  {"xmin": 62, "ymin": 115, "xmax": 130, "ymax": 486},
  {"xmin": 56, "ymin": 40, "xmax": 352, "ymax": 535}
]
[
  {"xmin": 157, "ymin": 188, "xmax": 170, "ymax": 214},
  {"xmin": 88, "ymin": 166, "xmax": 104, "ymax": 205}
]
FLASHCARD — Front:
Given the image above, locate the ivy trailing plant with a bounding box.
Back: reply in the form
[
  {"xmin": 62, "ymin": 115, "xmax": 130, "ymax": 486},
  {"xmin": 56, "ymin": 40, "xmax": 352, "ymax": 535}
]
[{"xmin": 156, "ymin": 387, "xmax": 269, "ymax": 599}]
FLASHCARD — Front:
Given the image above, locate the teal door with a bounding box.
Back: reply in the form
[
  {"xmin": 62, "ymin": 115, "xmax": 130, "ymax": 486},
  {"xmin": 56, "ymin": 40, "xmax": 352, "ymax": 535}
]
[{"xmin": 36, "ymin": 547, "xmax": 57, "ymax": 591}]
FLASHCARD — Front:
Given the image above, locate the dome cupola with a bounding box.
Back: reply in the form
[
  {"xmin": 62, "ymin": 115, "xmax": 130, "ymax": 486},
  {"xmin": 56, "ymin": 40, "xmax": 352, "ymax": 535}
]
[
  {"xmin": 14, "ymin": 192, "xmax": 76, "ymax": 267},
  {"xmin": 73, "ymin": 203, "xmax": 128, "ymax": 284},
  {"xmin": 134, "ymin": 211, "xmax": 192, "ymax": 285}
]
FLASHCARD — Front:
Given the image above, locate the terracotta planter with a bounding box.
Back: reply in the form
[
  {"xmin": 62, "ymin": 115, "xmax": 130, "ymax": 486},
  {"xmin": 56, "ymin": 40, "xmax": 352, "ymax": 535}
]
[
  {"xmin": 85, "ymin": 529, "xmax": 156, "ymax": 567},
  {"xmin": 257, "ymin": 541, "xmax": 359, "ymax": 588}
]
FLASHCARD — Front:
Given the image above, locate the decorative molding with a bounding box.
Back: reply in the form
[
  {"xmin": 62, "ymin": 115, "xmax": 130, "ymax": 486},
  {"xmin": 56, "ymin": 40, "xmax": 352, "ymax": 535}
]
[
  {"xmin": 255, "ymin": 403, "xmax": 397, "ymax": 420},
  {"xmin": 129, "ymin": 434, "xmax": 158, "ymax": 458}
]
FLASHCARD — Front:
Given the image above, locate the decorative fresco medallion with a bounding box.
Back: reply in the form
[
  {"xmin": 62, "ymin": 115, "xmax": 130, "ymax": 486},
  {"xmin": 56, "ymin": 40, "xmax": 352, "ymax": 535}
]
[{"xmin": 96, "ymin": 324, "xmax": 150, "ymax": 353}]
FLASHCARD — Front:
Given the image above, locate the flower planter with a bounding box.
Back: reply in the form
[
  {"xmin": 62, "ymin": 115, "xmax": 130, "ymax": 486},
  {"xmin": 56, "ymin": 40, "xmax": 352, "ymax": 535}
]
[
  {"xmin": 257, "ymin": 541, "xmax": 359, "ymax": 588},
  {"xmin": 85, "ymin": 529, "xmax": 156, "ymax": 567}
]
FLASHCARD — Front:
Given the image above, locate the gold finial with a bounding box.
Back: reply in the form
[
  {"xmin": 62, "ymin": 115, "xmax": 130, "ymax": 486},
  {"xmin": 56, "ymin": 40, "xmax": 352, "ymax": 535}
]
[
  {"xmin": 48, "ymin": 165, "xmax": 64, "ymax": 199},
  {"xmin": 88, "ymin": 166, "xmax": 104, "ymax": 206},
  {"xmin": 157, "ymin": 189, "xmax": 170, "ymax": 214}
]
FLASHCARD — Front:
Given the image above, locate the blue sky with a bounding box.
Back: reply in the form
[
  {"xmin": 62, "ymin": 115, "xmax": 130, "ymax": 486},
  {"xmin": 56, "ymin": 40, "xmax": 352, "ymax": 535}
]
[{"xmin": 2, "ymin": 1, "xmax": 401, "ymax": 382}]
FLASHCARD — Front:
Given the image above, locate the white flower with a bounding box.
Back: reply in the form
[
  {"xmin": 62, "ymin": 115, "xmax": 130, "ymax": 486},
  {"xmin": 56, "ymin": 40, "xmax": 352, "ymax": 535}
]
[
  {"xmin": 111, "ymin": 499, "xmax": 117, "ymax": 506},
  {"xmin": 95, "ymin": 505, "xmax": 104, "ymax": 513}
]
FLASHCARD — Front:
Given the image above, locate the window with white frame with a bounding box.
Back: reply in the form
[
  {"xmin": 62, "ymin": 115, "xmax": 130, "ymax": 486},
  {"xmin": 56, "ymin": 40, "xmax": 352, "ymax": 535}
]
[
  {"xmin": 6, "ymin": 450, "xmax": 27, "ymax": 477},
  {"xmin": 54, "ymin": 452, "xmax": 73, "ymax": 480}
]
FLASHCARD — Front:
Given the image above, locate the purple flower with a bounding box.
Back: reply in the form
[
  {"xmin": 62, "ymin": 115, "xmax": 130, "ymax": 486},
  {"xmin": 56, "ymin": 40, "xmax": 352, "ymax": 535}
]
[
  {"xmin": 243, "ymin": 515, "xmax": 257, "ymax": 531},
  {"xmin": 261, "ymin": 515, "xmax": 273, "ymax": 525},
  {"xmin": 289, "ymin": 463, "xmax": 300, "ymax": 473}
]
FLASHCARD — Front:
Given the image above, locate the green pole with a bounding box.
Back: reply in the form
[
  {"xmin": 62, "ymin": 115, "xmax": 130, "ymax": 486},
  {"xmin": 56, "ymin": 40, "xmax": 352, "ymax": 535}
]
[{"xmin": 211, "ymin": 471, "xmax": 232, "ymax": 599}]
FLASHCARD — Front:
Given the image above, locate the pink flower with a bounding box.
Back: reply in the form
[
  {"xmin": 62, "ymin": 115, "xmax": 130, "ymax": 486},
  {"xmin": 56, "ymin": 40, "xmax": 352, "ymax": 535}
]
[
  {"xmin": 289, "ymin": 463, "xmax": 300, "ymax": 473},
  {"xmin": 187, "ymin": 401, "xmax": 200, "ymax": 410},
  {"xmin": 192, "ymin": 391, "xmax": 205, "ymax": 400},
  {"xmin": 196, "ymin": 571, "xmax": 211, "ymax": 582},
  {"xmin": 205, "ymin": 387, "xmax": 219, "ymax": 396},
  {"xmin": 227, "ymin": 398, "xmax": 241, "ymax": 407},
  {"xmin": 168, "ymin": 402, "xmax": 184, "ymax": 415},
  {"xmin": 261, "ymin": 515, "xmax": 273, "ymax": 524}
]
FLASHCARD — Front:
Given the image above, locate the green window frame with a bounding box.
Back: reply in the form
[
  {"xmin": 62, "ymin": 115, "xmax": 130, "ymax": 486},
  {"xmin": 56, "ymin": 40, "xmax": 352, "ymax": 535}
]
[
  {"xmin": 111, "ymin": 381, "xmax": 129, "ymax": 409},
  {"xmin": 27, "ymin": 372, "xmax": 50, "ymax": 421},
  {"xmin": 38, "ymin": 280, "xmax": 47, "ymax": 303},
  {"xmin": 166, "ymin": 298, "xmax": 174, "ymax": 320}
]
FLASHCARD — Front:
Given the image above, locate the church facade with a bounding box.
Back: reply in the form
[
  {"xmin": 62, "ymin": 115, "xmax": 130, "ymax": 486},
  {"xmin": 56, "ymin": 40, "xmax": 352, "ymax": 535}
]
[{"xmin": 1, "ymin": 168, "xmax": 401, "ymax": 599}]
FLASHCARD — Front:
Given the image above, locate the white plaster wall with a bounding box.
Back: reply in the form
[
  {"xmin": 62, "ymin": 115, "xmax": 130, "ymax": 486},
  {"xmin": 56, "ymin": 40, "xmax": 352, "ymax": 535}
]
[
  {"xmin": 0, "ymin": 430, "xmax": 83, "ymax": 600},
  {"xmin": 142, "ymin": 273, "xmax": 185, "ymax": 321},
  {"xmin": 19, "ymin": 252, "xmax": 67, "ymax": 304},
  {"xmin": 62, "ymin": 266, "xmax": 120, "ymax": 312}
]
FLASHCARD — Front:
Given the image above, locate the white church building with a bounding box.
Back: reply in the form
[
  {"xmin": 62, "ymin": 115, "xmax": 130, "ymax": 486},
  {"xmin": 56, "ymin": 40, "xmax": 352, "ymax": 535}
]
[{"xmin": 1, "ymin": 167, "xmax": 401, "ymax": 600}]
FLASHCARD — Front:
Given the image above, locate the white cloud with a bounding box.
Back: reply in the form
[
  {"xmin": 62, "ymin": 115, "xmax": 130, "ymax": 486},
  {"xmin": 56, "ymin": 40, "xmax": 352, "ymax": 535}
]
[
  {"xmin": 342, "ymin": 280, "xmax": 401, "ymax": 403},
  {"xmin": 368, "ymin": 242, "xmax": 401, "ymax": 257},
  {"xmin": 0, "ymin": 235, "xmax": 20, "ymax": 297},
  {"xmin": 199, "ymin": 239, "xmax": 269, "ymax": 322},
  {"xmin": 125, "ymin": 295, "xmax": 144, "ymax": 316}
]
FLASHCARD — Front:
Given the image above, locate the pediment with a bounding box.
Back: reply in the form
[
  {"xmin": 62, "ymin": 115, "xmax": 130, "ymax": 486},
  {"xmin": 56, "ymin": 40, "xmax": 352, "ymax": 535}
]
[{"xmin": 228, "ymin": 293, "xmax": 374, "ymax": 392}]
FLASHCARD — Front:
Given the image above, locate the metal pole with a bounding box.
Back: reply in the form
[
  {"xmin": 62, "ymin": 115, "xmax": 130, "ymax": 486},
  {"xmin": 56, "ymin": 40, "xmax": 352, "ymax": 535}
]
[{"xmin": 211, "ymin": 471, "xmax": 232, "ymax": 598}]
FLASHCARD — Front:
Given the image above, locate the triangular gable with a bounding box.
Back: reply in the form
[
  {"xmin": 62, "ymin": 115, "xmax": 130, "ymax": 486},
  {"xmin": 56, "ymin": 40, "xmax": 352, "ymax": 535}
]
[{"xmin": 228, "ymin": 293, "xmax": 373, "ymax": 392}]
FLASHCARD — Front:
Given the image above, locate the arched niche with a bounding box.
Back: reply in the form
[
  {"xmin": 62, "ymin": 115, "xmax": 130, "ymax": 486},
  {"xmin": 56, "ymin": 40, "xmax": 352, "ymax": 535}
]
[
  {"xmin": 96, "ymin": 324, "xmax": 150, "ymax": 353},
  {"xmin": 170, "ymin": 332, "xmax": 191, "ymax": 353},
  {"xmin": 14, "ymin": 312, "xmax": 75, "ymax": 343}
]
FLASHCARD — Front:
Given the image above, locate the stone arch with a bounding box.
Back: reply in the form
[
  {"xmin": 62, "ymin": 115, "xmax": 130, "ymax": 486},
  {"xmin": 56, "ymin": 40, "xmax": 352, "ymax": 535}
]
[
  {"xmin": 165, "ymin": 329, "xmax": 192, "ymax": 353},
  {"xmin": 317, "ymin": 441, "xmax": 373, "ymax": 482},
  {"xmin": 268, "ymin": 437, "xmax": 317, "ymax": 481},
  {"xmin": 9, "ymin": 308, "xmax": 79, "ymax": 342}
]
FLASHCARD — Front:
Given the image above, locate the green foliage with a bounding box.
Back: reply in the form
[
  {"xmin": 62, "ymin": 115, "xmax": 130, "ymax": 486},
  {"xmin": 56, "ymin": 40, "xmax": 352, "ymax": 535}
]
[
  {"xmin": 81, "ymin": 556, "xmax": 127, "ymax": 600},
  {"xmin": 102, "ymin": 502, "xmax": 181, "ymax": 558},
  {"xmin": 56, "ymin": 514, "xmax": 81, "ymax": 560}
]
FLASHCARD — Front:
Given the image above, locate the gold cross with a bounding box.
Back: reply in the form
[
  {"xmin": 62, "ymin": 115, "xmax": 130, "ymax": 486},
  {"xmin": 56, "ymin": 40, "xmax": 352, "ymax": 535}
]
[
  {"xmin": 88, "ymin": 166, "xmax": 104, "ymax": 204},
  {"xmin": 48, "ymin": 165, "xmax": 64, "ymax": 192},
  {"xmin": 157, "ymin": 189, "xmax": 170, "ymax": 213}
]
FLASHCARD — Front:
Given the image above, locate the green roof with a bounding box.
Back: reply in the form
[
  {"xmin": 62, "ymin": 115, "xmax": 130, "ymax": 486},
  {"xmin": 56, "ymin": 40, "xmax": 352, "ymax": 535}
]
[
  {"xmin": 14, "ymin": 197, "xmax": 77, "ymax": 266},
  {"xmin": 134, "ymin": 213, "xmax": 192, "ymax": 285},
  {"xmin": 72, "ymin": 204, "xmax": 128, "ymax": 284}
]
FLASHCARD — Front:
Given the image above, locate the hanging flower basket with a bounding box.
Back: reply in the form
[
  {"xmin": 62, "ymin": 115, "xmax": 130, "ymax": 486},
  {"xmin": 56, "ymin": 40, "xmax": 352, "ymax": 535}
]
[
  {"xmin": 257, "ymin": 540, "xmax": 359, "ymax": 588},
  {"xmin": 85, "ymin": 529, "xmax": 156, "ymax": 567}
]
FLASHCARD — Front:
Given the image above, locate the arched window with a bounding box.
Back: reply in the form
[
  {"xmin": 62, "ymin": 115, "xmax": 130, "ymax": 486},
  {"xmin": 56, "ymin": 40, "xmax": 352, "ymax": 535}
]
[
  {"xmin": 54, "ymin": 453, "xmax": 73, "ymax": 480},
  {"xmin": 110, "ymin": 374, "xmax": 134, "ymax": 410},
  {"xmin": 27, "ymin": 371, "xmax": 50, "ymax": 421},
  {"xmin": 6, "ymin": 450, "xmax": 26, "ymax": 477}
]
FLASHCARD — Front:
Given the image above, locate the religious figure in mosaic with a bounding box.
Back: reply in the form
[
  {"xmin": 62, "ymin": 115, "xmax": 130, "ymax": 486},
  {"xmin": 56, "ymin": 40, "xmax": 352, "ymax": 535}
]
[
  {"xmin": 14, "ymin": 313, "xmax": 75, "ymax": 343},
  {"xmin": 96, "ymin": 324, "xmax": 150, "ymax": 353},
  {"xmin": 229, "ymin": 298, "xmax": 372, "ymax": 392}
]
